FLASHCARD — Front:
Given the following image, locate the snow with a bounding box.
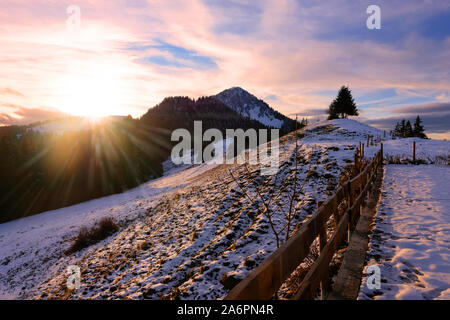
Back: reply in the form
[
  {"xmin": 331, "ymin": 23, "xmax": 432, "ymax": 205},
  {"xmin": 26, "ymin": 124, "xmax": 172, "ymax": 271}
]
[
  {"xmin": 30, "ymin": 119, "xmax": 93, "ymax": 134},
  {"xmin": 215, "ymin": 87, "xmax": 285, "ymax": 128},
  {"xmin": 248, "ymin": 107, "xmax": 284, "ymax": 128},
  {"xmin": 359, "ymin": 165, "xmax": 450, "ymax": 300},
  {"xmin": 306, "ymin": 118, "xmax": 450, "ymax": 164},
  {"xmin": 0, "ymin": 123, "xmax": 358, "ymax": 299},
  {"xmin": 1, "ymin": 118, "xmax": 449, "ymax": 300},
  {"xmin": 0, "ymin": 158, "xmax": 221, "ymax": 299},
  {"xmin": 29, "ymin": 116, "xmax": 126, "ymax": 134},
  {"xmin": 376, "ymin": 138, "xmax": 449, "ymax": 164},
  {"xmin": 306, "ymin": 118, "xmax": 386, "ymax": 140}
]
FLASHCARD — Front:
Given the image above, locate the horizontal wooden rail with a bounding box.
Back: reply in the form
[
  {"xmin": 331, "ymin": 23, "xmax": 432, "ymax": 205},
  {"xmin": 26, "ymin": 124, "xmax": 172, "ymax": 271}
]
[
  {"xmin": 294, "ymin": 211, "xmax": 349, "ymax": 299},
  {"xmin": 225, "ymin": 144, "xmax": 383, "ymax": 300},
  {"xmin": 224, "ymin": 197, "xmax": 336, "ymax": 300}
]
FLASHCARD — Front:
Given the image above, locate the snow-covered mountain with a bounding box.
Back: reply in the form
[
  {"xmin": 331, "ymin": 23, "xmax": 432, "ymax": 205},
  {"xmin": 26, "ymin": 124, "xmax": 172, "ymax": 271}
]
[{"xmin": 215, "ymin": 87, "xmax": 291, "ymax": 129}]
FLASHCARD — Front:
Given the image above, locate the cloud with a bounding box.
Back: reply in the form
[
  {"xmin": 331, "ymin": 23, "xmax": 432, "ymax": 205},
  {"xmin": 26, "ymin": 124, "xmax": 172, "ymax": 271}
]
[
  {"xmin": 1, "ymin": 103, "xmax": 24, "ymax": 109},
  {"xmin": 391, "ymin": 102, "xmax": 450, "ymax": 116},
  {"xmin": 365, "ymin": 102, "xmax": 450, "ymax": 133},
  {"xmin": 289, "ymin": 108, "xmax": 326, "ymax": 117},
  {"xmin": 0, "ymin": 105, "xmax": 67, "ymax": 126},
  {"xmin": 264, "ymin": 94, "xmax": 278, "ymax": 101},
  {"xmin": 0, "ymin": 87, "xmax": 24, "ymax": 97},
  {"xmin": 205, "ymin": 0, "xmax": 263, "ymax": 35},
  {"xmin": 127, "ymin": 40, "xmax": 217, "ymax": 70}
]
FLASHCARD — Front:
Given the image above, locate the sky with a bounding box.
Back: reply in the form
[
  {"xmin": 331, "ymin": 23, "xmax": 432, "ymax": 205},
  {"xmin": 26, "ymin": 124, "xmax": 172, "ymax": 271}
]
[{"xmin": 0, "ymin": 0, "xmax": 449, "ymax": 138}]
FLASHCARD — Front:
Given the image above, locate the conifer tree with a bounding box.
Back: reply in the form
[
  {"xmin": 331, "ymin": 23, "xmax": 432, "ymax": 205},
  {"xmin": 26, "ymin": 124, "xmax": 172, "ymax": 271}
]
[
  {"xmin": 394, "ymin": 121, "xmax": 402, "ymax": 137},
  {"xmin": 327, "ymin": 101, "xmax": 339, "ymax": 120},
  {"xmin": 400, "ymin": 119, "xmax": 406, "ymax": 137},
  {"xmin": 405, "ymin": 120, "xmax": 413, "ymax": 137},
  {"xmin": 327, "ymin": 86, "xmax": 359, "ymax": 120},
  {"xmin": 413, "ymin": 115, "xmax": 427, "ymax": 139}
]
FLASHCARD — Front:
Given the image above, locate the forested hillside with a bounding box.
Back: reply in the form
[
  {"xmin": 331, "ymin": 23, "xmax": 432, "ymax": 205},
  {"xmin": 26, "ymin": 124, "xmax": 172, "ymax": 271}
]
[
  {"xmin": 140, "ymin": 96, "xmax": 277, "ymax": 134},
  {"xmin": 0, "ymin": 118, "xmax": 166, "ymax": 223}
]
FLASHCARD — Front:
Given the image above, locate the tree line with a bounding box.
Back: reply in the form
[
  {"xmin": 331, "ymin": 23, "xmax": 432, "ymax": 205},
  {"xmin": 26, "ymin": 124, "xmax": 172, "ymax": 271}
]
[
  {"xmin": 0, "ymin": 118, "xmax": 167, "ymax": 223},
  {"xmin": 392, "ymin": 116, "xmax": 427, "ymax": 139}
]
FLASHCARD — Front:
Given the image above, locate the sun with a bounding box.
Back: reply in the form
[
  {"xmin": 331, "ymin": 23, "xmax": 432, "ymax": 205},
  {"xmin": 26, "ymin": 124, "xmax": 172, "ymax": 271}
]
[{"xmin": 56, "ymin": 64, "xmax": 125, "ymax": 119}]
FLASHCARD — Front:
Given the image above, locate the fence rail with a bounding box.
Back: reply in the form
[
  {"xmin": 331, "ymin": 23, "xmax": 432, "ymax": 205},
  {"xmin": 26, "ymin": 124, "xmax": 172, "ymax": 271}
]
[{"xmin": 225, "ymin": 144, "xmax": 384, "ymax": 300}]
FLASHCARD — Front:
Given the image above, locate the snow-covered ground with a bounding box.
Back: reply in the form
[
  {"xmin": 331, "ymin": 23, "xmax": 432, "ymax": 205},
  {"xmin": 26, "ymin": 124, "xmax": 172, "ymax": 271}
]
[
  {"xmin": 308, "ymin": 118, "xmax": 450, "ymax": 164},
  {"xmin": 306, "ymin": 118, "xmax": 386, "ymax": 142},
  {"xmin": 380, "ymin": 138, "xmax": 449, "ymax": 164},
  {"xmin": 1, "ymin": 136, "xmax": 348, "ymax": 299},
  {"xmin": 30, "ymin": 118, "xmax": 93, "ymax": 134},
  {"xmin": 0, "ymin": 118, "xmax": 448, "ymax": 300},
  {"xmin": 0, "ymin": 160, "xmax": 221, "ymax": 299},
  {"xmin": 359, "ymin": 165, "xmax": 450, "ymax": 300},
  {"xmin": 28, "ymin": 116, "xmax": 126, "ymax": 134}
]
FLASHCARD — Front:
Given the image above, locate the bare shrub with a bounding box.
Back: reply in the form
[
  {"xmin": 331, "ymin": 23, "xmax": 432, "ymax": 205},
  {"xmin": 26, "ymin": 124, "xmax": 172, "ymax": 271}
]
[
  {"xmin": 435, "ymin": 155, "xmax": 450, "ymax": 165},
  {"xmin": 339, "ymin": 148, "xmax": 368, "ymax": 186},
  {"xmin": 228, "ymin": 117, "xmax": 314, "ymax": 248},
  {"xmin": 66, "ymin": 217, "xmax": 119, "ymax": 254}
]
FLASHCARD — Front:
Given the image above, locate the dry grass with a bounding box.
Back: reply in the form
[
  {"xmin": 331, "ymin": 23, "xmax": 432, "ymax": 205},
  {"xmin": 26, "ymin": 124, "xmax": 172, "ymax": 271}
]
[
  {"xmin": 339, "ymin": 159, "xmax": 368, "ymax": 186},
  {"xmin": 386, "ymin": 154, "xmax": 446, "ymax": 165},
  {"xmin": 65, "ymin": 217, "xmax": 120, "ymax": 255}
]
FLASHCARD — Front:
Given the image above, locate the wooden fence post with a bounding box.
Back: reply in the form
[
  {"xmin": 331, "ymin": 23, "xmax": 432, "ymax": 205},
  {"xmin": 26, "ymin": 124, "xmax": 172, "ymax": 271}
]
[
  {"xmin": 413, "ymin": 141, "xmax": 416, "ymax": 164},
  {"xmin": 347, "ymin": 182, "xmax": 352, "ymax": 243},
  {"xmin": 317, "ymin": 201, "xmax": 329, "ymax": 299}
]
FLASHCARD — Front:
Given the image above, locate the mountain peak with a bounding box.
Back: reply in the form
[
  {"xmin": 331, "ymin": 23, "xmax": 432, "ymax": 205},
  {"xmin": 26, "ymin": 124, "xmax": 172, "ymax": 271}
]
[
  {"xmin": 219, "ymin": 86, "xmax": 247, "ymax": 93},
  {"xmin": 216, "ymin": 87, "xmax": 254, "ymax": 99},
  {"xmin": 215, "ymin": 87, "xmax": 291, "ymax": 129}
]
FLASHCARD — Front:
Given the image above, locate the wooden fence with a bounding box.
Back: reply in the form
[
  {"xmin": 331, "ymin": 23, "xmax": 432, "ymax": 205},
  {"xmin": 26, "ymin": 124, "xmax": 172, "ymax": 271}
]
[{"xmin": 225, "ymin": 144, "xmax": 384, "ymax": 300}]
